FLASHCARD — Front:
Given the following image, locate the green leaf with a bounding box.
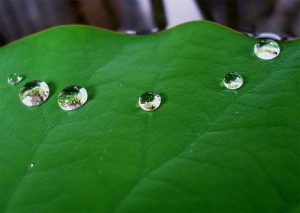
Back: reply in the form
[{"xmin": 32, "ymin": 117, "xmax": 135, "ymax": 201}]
[{"xmin": 0, "ymin": 21, "xmax": 299, "ymax": 212}]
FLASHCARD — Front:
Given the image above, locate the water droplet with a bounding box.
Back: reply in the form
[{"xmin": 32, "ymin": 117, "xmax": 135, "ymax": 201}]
[
  {"xmin": 254, "ymin": 39, "xmax": 280, "ymax": 60},
  {"xmin": 19, "ymin": 81, "xmax": 50, "ymax": 106},
  {"xmin": 139, "ymin": 91, "xmax": 161, "ymax": 112},
  {"xmin": 256, "ymin": 32, "xmax": 282, "ymax": 41},
  {"xmin": 7, "ymin": 73, "xmax": 23, "ymax": 85},
  {"xmin": 29, "ymin": 163, "xmax": 35, "ymax": 168},
  {"xmin": 223, "ymin": 72, "xmax": 244, "ymax": 90},
  {"xmin": 58, "ymin": 85, "xmax": 88, "ymax": 111}
]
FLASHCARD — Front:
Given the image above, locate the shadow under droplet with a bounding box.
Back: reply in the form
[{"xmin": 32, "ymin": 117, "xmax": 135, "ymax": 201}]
[
  {"xmin": 160, "ymin": 92, "xmax": 168, "ymax": 106},
  {"xmin": 47, "ymin": 81, "xmax": 56, "ymax": 99},
  {"xmin": 86, "ymin": 86, "xmax": 96, "ymax": 101}
]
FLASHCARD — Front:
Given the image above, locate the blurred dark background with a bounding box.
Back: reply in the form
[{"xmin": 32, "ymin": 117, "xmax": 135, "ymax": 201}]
[{"xmin": 1, "ymin": 0, "xmax": 300, "ymax": 46}]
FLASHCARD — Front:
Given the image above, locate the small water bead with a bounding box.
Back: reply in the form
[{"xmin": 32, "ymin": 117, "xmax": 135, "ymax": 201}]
[
  {"xmin": 19, "ymin": 81, "xmax": 50, "ymax": 106},
  {"xmin": 57, "ymin": 85, "xmax": 88, "ymax": 111},
  {"xmin": 254, "ymin": 39, "xmax": 280, "ymax": 60},
  {"xmin": 7, "ymin": 73, "xmax": 23, "ymax": 85},
  {"xmin": 138, "ymin": 91, "xmax": 161, "ymax": 112},
  {"xmin": 223, "ymin": 72, "xmax": 244, "ymax": 89}
]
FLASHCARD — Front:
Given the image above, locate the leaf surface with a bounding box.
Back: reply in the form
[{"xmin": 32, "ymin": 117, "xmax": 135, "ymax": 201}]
[{"xmin": 0, "ymin": 21, "xmax": 299, "ymax": 212}]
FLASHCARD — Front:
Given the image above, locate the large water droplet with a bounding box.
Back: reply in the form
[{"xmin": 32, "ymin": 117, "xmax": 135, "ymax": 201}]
[
  {"xmin": 254, "ymin": 39, "xmax": 280, "ymax": 60},
  {"xmin": 138, "ymin": 91, "xmax": 161, "ymax": 111},
  {"xmin": 19, "ymin": 81, "xmax": 50, "ymax": 106},
  {"xmin": 8, "ymin": 73, "xmax": 23, "ymax": 86},
  {"xmin": 223, "ymin": 72, "xmax": 244, "ymax": 90},
  {"xmin": 57, "ymin": 85, "xmax": 88, "ymax": 111}
]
